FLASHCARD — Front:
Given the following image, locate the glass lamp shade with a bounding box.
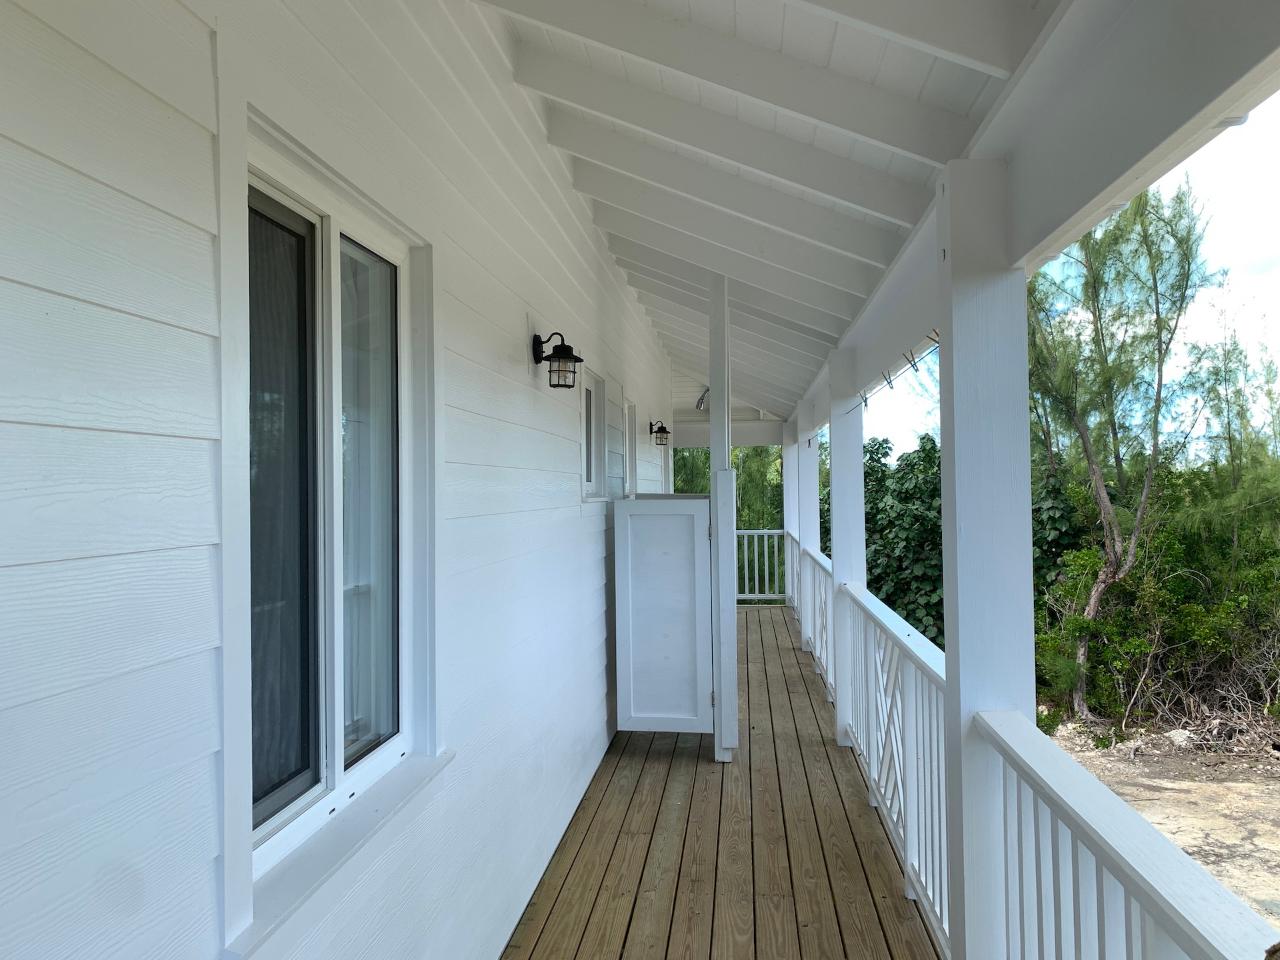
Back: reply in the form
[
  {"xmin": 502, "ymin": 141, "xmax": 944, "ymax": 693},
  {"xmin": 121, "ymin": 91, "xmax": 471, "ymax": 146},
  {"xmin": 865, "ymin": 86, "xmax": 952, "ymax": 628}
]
[
  {"xmin": 547, "ymin": 354, "xmax": 577, "ymax": 388},
  {"xmin": 533, "ymin": 333, "xmax": 584, "ymax": 389},
  {"xmin": 651, "ymin": 422, "xmax": 671, "ymax": 446}
]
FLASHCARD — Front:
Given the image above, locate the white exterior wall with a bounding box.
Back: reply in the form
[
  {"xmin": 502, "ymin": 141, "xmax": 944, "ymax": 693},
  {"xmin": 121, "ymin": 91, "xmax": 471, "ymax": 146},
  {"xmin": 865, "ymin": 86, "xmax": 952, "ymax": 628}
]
[{"xmin": 0, "ymin": 0, "xmax": 671, "ymax": 957}]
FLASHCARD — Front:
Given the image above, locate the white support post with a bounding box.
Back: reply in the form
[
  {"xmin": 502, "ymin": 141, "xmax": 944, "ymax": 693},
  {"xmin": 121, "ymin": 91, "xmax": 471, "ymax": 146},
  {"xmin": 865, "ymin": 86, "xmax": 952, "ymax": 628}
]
[
  {"xmin": 782, "ymin": 417, "xmax": 799, "ymax": 607},
  {"xmin": 796, "ymin": 399, "xmax": 820, "ymax": 652},
  {"xmin": 828, "ymin": 347, "xmax": 866, "ymax": 748},
  {"xmin": 708, "ymin": 273, "xmax": 738, "ymax": 762},
  {"xmin": 938, "ymin": 160, "xmax": 1036, "ymax": 960}
]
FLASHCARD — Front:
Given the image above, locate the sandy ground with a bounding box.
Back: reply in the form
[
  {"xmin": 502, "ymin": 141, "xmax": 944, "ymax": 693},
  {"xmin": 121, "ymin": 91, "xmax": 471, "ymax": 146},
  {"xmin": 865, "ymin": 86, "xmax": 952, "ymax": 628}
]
[{"xmin": 1056, "ymin": 723, "xmax": 1280, "ymax": 933}]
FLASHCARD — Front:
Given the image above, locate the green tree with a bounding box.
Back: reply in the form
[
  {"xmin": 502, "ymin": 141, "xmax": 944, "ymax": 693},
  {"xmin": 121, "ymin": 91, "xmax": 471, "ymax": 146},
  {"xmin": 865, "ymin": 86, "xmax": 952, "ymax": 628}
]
[{"xmin": 1029, "ymin": 185, "xmax": 1216, "ymax": 718}]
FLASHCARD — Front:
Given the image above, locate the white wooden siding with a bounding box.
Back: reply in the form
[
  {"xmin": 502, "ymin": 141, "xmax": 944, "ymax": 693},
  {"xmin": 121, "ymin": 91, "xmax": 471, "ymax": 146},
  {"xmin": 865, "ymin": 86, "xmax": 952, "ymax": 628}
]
[
  {"xmin": 0, "ymin": 6, "xmax": 222, "ymax": 957},
  {"xmin": 0, "ymin": 1, "xmax": 671, "ymax": 959}
]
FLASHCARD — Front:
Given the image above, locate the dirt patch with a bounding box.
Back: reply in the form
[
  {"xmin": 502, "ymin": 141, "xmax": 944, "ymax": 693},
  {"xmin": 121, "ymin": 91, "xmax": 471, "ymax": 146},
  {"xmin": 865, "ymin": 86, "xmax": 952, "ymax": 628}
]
[{"xmin": 1055, "ymin": 722, "xmax": 1280, "ymax": 931}]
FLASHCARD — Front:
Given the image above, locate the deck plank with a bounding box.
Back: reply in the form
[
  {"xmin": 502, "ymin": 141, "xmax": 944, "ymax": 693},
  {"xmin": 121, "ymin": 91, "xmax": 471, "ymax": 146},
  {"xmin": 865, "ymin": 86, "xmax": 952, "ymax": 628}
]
[
  {"xmin": 529, "ymin": 732, "xmax": 655, "ymax": 960},
  {"xmin": 665, "ymin": 735, "xmax": 723, "ymax": 960},
  {"xmin": 619, "ymin": 733, "xmax": 700, "ymax": 960},
  {"xmin": 759, "ymin": 607, "xmax": 848, "ymax": 959},
  {"xmin": 710, "ymin": 608, "xmax": 754, "ymax": 960},
  {"xmin": 746, "ymin": 608, "xmax": 803, "ymax": 959},
  {"xmin": 506, "ymin": 606, "xmax": 941, "ymax": 960},
  {"xmin": 577, "ymin": 733, "xmax": 680, "ymax": 960},
  {"xmin": 768, "ymin": 608, "xmax": 893, "ymax": 959},
  {"xmin": 778, "ymin": 608, "xmax": 939, "ymax": 960},
  {"xmin": 503, "ymin": 732, "xmax": 632, "ymax": 960}
]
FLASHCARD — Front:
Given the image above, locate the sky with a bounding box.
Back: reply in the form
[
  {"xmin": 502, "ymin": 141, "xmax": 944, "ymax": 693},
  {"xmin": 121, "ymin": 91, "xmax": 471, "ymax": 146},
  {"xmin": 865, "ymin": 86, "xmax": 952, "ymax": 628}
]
[{"xmin": 861, "ymin": 89, "xmax": 1280, "ymax": 461}]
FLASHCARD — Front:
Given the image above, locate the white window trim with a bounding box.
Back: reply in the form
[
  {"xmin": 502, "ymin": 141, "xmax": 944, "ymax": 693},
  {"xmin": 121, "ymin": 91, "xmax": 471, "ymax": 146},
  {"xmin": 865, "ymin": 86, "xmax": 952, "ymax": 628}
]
[
  {"xmin": 623, "ymin": 399, "xmax": 638, "ymax": 497},
  {"xmin": 581, "ymin": 367, "xmax": 607, "ymax": 500},
  {"xmin": 221, "ymin": 117, "xmax": 443, "ymax": 953}
]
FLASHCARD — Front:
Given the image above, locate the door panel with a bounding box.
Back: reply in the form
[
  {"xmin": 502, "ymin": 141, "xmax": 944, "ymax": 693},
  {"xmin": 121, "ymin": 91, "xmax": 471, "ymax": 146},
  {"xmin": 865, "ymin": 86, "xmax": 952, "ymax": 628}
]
[{"xmin": 615, "ymin": 497, "xmax": 713, "ymax": 733}]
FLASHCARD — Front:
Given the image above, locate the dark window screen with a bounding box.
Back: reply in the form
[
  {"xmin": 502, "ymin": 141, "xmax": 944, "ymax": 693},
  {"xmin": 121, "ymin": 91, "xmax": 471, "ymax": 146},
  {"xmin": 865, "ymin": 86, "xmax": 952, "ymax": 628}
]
[{"xmin": 248, "ymin": 187, "xmax": 320, "ymax": 829}]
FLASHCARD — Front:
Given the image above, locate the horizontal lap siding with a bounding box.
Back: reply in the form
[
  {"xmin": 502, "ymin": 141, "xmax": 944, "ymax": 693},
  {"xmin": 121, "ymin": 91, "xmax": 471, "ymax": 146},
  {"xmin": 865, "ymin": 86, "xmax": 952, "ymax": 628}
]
[
  {"xmin": 0, "ymin": 3, "xmax": 221, "ymax": 958},
  {"xmin": 0, "ymin": 1, "xmax": 673, "ymax": 959}
]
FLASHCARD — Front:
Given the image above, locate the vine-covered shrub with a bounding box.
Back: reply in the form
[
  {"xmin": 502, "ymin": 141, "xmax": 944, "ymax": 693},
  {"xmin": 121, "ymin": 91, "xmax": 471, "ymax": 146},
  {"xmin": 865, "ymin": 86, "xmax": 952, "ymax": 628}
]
[{"xmin": 863, "ymin": 435, "xmax": 945, "ymax": 644}]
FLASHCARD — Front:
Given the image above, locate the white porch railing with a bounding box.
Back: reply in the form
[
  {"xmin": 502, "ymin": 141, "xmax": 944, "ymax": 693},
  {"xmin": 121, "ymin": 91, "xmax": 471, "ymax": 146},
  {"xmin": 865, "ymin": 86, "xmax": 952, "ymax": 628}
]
[
  {"xmin": 977, "ymin": 710, "xmax": 1278, "ymax": 960},
  {"xmin": 798, "ymin": 546, "xmax": 835, "ymax": 699},
  {"xmin": 736, "ymin": 529, "xmax": 786, "ymax": 600},
  {"xmin": 842, "ymin": 583, "xmax": 950, "ymax": 949},
  {"xmin": 783, "ymin": 571, "xmax": 1277, "ymax": 960}
]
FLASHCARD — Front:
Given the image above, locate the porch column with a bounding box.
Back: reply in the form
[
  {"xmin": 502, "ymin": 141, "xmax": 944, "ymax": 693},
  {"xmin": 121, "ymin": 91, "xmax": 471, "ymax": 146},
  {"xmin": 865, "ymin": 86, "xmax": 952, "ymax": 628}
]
[
  {"xmin": 708, "ymin": 273, "xmax": 738, "ymax": 761},
  {"xmin": 796, "ymin": 398, "xmax": 820, "ymax": 652},
  {"xmin": 782, "ymin": 417, "xmax": 799, "ymax": 606},
  {"xmin": 828, "ymin": 347, "xmax": 866, "ymax": 747},
  {"xmin": 938, "ymin": 160, "xmax": 1035, "ymax": 959}
]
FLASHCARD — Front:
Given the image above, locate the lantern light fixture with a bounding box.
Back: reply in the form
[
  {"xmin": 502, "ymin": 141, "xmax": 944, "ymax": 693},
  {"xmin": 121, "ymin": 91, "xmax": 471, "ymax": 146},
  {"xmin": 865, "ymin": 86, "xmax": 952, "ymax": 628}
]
[
  {"xmin": 531, "ymin": 331, "xmax": 584, "ymax": 389},
  {"xmin": 649, "ymin": 420, "xmax": 671, "ymax": 446}
]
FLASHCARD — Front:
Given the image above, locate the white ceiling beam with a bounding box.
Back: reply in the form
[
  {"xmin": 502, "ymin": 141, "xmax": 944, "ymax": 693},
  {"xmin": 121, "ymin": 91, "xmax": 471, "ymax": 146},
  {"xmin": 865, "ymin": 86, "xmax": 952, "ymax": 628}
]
[
  {"xmin": 636, "ymin": 287, "xmax": 833, "ymax": 361},
  {"xmin": 515, "ymin": 45, "xmax": 928, "ymax": 227},
  {"xmin": 549, "ymin": 111, "xmax": 902, "ymax": 267},
  {"xmin": 665, "ymin": 346, "xmax": 803, "ymax": 409},
  {"xmin": 649, "ymin": 307, "xmax": 822, "ymax": 374},
  {"xmin": 575, "ymin": 160, "xmax": 881, "ymax": 297},
  {"xmin": 650, "ymin": 321, "xmax": 818, "ymax": 391},
  {"xmin": 790, "ymin": 0, "xmax": 1047, "ymax": 80},
  {"xmin": 595, "ymin": 203, "xmax": 860, "ymax": 323},
  {"xmin": 617, "ymin": 259, "xmax": 709, "ymax": 298},
  {"xmin": 607, "ymin": 235, "xmax": 846, "ymax": 339},
  {"xmin": 632, "ymin": 283, "xmax": 835, "ymax": 361},
  {"xmin": 667, "ymin": 358, "xmax": 792, "ymax": 419},
  {"xmin": 487, "ymin": 0, "xmax": 973, "ymax": 165}
]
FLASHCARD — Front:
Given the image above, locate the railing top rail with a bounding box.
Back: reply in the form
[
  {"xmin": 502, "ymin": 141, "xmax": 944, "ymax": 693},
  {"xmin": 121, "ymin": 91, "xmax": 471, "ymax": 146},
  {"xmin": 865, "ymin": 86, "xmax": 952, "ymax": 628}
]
[
  {"xmin": 976, "ymin": 710, "xmax": 1278, "ymax": 960},
  {"xmin": 801, "ymin": 546, "xmax": 833, "ymax": 575},
  {"xmin": 838, "ymin": 583, "xmax": 945, "ymax": 683},
  {"xmin": 736, "ymin": 529, "xmax": 785, "ymax": 535}
]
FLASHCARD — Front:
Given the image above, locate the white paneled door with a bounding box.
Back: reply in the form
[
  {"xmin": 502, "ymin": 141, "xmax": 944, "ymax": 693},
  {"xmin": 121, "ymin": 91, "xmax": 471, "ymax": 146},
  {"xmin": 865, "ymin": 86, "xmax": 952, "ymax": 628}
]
[{"xmin": 614, "ymin": 496, "xmax": 713, "ymax": 733}]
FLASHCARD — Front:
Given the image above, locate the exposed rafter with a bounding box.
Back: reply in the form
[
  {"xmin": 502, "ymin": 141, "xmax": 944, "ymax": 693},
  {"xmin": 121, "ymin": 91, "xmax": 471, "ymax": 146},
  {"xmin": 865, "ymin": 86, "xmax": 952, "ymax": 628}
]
[
  {"xmin": 632, "ymin": 284, "xmax": 835, "ymax": 361},
  {"xmin": 790, "ymin": 0, "xmax": 1046, "ymax": 80},
  {"xmin": 649, "ymin": 317, "xmax": 819, "ymax": 389},
  {"xmin": 668, "ymin": 363, "xmax": 793, "ymax": 419},
  {"xmin": 595, "ymin": 203, "xmax": 860, "ymax": 322},
  {"xmin": 548, "ymin": 111, "xmax": 903, "ymax": 267},
  {"xmin": 485, "ymin": 0, "xmax": 974, "ymax": 165},
  {"xmin": 665, "ymin": 346, "xmax": 802, "ymax": 409},
  {"xmin": 514, "ymin": 45, "xmax": 929, "ymax": 227},
  {"xmin": 575, "ymin": 160, "xmax": 881, "ymax": 296},
  {"xmin": 645, "ymin": 304, "xmax": 826, "ymax": 373},
  {"xmin": 608, "ymin": 236, "xmax": 846, "ymax": 340}
]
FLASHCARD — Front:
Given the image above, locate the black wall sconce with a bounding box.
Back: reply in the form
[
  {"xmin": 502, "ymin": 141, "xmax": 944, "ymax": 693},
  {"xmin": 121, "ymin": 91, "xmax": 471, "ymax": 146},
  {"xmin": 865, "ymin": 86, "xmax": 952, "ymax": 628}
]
[
  {"xmin": 649, "ymin": 421, "xmax": 671, "ymax": 446},
  {"xmin": 531, "ymin": 331, "xmax": 584, "ymax": 389}
]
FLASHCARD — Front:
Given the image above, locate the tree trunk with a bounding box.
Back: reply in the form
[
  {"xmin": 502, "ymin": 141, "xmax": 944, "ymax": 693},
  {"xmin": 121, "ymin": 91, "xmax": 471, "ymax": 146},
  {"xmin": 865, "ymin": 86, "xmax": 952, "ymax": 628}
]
[{"xmin": 1073, "ymin": 564, "xmax": 1115, "ymax": 719}]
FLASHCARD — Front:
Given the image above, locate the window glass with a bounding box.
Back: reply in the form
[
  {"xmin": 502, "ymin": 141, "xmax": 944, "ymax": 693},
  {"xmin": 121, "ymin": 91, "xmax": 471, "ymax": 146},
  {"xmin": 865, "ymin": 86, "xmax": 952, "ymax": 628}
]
[
  {"xmin": 584, "ymin": 385, "xmax": 594, "ymax": 484},
  {"xmin": 248, "ymin": 188, "xmax": 320, "ymax": 829},
  {"xmin": 340, "ymin": 237, "xmax": 400, "ymax": 768}
]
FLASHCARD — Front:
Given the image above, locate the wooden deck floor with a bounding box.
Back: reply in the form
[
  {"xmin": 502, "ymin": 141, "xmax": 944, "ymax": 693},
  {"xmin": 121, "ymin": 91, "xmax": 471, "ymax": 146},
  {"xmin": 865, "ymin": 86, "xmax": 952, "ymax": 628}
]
[{"xmin": 503, "ymin": 606, "xmax": 939, "ymax": 960}]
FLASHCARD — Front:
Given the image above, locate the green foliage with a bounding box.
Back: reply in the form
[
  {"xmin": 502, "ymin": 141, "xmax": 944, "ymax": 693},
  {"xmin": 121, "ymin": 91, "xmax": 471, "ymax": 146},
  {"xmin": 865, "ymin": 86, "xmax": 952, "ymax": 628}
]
[{"xmin": 863, "ymin": 435, "xmax": 945, "ymax": 643}]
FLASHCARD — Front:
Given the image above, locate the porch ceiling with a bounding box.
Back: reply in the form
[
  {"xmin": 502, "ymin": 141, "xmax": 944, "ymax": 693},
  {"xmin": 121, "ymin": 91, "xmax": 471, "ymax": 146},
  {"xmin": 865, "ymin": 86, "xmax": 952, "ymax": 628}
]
[{"xmin": 477, "ymin": 0, "xmax": 1057, "ymax": 418}]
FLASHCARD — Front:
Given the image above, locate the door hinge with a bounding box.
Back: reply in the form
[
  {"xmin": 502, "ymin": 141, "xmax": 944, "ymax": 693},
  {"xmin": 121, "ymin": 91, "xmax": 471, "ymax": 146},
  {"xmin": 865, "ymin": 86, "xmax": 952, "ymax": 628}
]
[
  {"xmin": 711, "ymin": 689, "xmax": 716, "ymax": 708},
  {"xmin": 708, "ymin": 523, "xmax": 713, "ymax": 541}
]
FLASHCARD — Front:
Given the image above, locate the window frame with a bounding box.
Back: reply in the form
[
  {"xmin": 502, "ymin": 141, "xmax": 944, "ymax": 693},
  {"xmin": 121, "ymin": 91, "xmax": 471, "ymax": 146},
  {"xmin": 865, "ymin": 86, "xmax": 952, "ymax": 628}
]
[
  {"xmin": 623, "ymin": 399, "xmax": 638, "ymax": 497},
  {"xmin": 247, "ymin": 167, "xmax": 417, "ymax": 878},
  {"xmin": 581, "ymin": 367, "xmax": 607, "ymax": 500}
]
